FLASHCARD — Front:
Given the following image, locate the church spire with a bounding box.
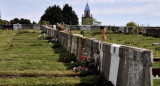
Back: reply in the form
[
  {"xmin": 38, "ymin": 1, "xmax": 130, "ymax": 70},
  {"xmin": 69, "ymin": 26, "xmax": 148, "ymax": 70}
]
[{"xmin": 85, "ymin": 3, "xmax": 90, "ymax": 11}]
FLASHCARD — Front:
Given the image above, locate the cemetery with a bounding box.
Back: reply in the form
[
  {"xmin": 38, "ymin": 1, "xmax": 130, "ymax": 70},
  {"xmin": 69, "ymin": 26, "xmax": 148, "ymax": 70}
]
[
  {"xmin": 0, "ymin": 1, "xmax": 160, "ymax": 86},
  {"xmin": 41, "ymin": 25, "xmax": 160, "ymax": 86},
  {"xmin": 0, "ymin": 25, "xmax": 159, "ymax": 85}
]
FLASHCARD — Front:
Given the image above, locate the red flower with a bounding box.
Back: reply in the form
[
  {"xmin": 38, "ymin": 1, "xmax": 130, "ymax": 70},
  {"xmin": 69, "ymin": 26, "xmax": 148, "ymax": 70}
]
[
  {"xmin": 83, "ymin": 56, "xmax": 87, "ymax": 62},
  {"xmin": 77, "ymin": 66, "xmax": 82, "ymax": 70},
  {"xmin": 61, "ymin": 57, "xmax": 68, "ymax": 62},
  {"xmin": 83, "ymin": 66, "xmax": 86, "ymax": 70}
]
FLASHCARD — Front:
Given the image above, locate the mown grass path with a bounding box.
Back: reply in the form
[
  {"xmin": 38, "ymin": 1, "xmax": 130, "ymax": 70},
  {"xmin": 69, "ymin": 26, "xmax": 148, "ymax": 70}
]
[{"xmin": 0, "ymin": 30, "xmax": 102, "ymax": 85}]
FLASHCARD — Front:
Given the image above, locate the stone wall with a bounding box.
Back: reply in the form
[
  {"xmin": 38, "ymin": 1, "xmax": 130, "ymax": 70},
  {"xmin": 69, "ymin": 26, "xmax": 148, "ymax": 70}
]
[{"xmin": 41, "ymin": 25, "xmax": 153, "ymax": 86}]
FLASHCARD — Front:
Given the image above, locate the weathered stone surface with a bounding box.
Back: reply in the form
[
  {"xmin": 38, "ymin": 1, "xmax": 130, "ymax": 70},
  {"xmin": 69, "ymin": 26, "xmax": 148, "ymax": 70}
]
[
  {"xmin": 92, "ymin": 39, "xmax": 100, "ymax": 56},
  {"xmin": 71, "ymin": 34, "xmax": 78, "ymax": 55},
  {"xmin": 118, "ymin": 46, "xmax": 153, "ymax": 86},
  {"xmin": 77, "ymin": 36, "xmax": 83, "ymax": 61},
  {"xmin": 102, "ymin": 43, "xmax": 112, "ymax": 80}
]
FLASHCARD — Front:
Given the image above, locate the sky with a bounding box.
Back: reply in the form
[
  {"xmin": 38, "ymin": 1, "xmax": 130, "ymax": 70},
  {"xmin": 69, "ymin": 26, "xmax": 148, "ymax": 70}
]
[{"xmin": 0, "ymin": 0, "xmax": 160, "ymax": 26}]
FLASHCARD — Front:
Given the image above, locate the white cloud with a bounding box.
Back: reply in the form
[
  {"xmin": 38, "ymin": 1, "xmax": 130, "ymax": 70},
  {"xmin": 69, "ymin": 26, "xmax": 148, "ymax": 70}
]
[
  {"xmin": 56, "ymin": 0, "xmax": 160, "ymax": 5},
  {"xmin": 92, "ymin": 3, "xmax": 160, "ymax": 16}
]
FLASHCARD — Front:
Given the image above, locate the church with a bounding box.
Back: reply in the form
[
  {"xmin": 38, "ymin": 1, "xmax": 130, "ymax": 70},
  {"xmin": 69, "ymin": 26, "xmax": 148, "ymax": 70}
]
[{"xmin": 82, "ymin": 3, "xmax": 93, "ymax": 25}]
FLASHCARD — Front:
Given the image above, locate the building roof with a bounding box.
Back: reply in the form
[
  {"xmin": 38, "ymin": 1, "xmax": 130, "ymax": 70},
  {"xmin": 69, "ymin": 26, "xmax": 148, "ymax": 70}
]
[{"xmin": 85, "ymin": 3, "xmax": 90, "ymax": 11}]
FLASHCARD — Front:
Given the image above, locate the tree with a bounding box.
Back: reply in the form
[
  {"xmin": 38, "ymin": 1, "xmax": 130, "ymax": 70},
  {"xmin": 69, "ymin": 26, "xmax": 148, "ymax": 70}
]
[
  {"xmin": 19, "ymin": 18, "xmax": 31, "ymax": 24},
  {"xmin": 10, "ymin": 18, "xmax": 31, "ymax": 24},
  {"xmin": 40, "ymin": 20, "xmax": 50, "ymax": 25},
  {"xmin": 32, "ymin": 21, "xmax": 37, "ymax": 24},
  {"xmin": 93, "ymin": 18, "xmax": 101, "ymax": 26},
  {"xmin": 126, "ymin": 22, "xmax": 137, "ymax": 27},
  {"xmin": 40, "ymin": 5, "xmax": 62, "ymax": 25},
  {"xmin": 40, "ymin": 4, "xmax": 79, "ymax": 25},
  {"xmin": 62, "ymin": 4, "xmax": 79, "ymax": 25},
  {"xmin": 10, "ymin": 18, "xmax": 20, "ymax": 24},
  {"xmin": 0, "ymin": 19, "xmax": 9, "ymax": 25},
  {"xmin": 83, "ymin": 18, "xmax": 101, "ymax": 25}
]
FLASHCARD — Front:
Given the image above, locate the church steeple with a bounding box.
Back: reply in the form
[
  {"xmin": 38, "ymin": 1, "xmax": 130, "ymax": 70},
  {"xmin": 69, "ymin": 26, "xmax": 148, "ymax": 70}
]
[
  {"xmin": 85, "ymin": 3, "xmax": 90, "ymax": 11},
  {"xmin": 82, "ymin": 3, "xmax": 93, "ymax": 25},
  {"xmin": 84, "ymin": 3, "xmax": 91, "ymax": 17}
]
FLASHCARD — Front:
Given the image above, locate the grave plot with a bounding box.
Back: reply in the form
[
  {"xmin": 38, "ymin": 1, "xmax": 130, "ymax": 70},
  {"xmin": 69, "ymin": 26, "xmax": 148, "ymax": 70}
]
[{"xmin": 0, "ymin": 30, "xmax": 105, "ymax": 85}]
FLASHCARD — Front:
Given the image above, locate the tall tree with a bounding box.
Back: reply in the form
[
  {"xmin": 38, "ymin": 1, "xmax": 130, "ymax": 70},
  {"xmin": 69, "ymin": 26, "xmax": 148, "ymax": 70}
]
[
  {"xmin": 10, "ymin": 18, "xmax": 31, "ymax": 24},
  {"xmin": 10, "ymin": 18, "xmax": 20, "ymax": 24},
  {"xmin": 62, "ymin": 4, "xmax": 79, "ymax": 25},
  {"xmin": 0, "ymin": 19, "xmax": 9, "ymax": 25},
  {"xmin": 83, "ymin": 18, "xmax": 101, "ymax": 26},
  {"xmin": 126, "ymin": 22, "xmax": 137, "ymax": 27},
  {"xmin": 40, "ymin": 5, "xmax": 62, "ymax": 25},
  {"xmin": 19, "ymin": 18, "xmax": 31, "ymax": 24},
  {"xmin": 40, "ymin": 4, "xmax": 79, "ymax": 25}
]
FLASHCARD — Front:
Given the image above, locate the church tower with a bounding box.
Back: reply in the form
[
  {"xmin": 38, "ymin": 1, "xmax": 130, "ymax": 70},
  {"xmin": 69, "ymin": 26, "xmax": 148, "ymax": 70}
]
[{"xmin": 82, "ymin": 3, "xmax": 93, "ymax": 25}]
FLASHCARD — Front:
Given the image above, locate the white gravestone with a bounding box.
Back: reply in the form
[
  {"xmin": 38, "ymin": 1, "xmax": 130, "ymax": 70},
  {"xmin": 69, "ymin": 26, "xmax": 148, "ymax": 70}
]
[
  {"xmin": 109, "ymin": 44, "xmax": 123, "ymax": 86},
  {"xmin": 53, "ymin": 25, "xmax": 56, "ymax": 30},
  {"xmin": 13, "ymin": 24, "xmax": 22, "ymax": 30},
  {"xmin": 99, "ymin": 42, "xmax": 104, "ymax": 72},
  {"xmin": 119, "ymin": 27, "xmax": 125, "ymax": 33}
]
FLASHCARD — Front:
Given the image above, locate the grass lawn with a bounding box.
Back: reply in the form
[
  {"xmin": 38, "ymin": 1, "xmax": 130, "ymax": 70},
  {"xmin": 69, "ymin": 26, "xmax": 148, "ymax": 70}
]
[
  {"xmin": 0, "ymin": 29, "xmax": 103, "ymax": 85},
  {"xmin": 153, "ymin": 79, "xmax": 160, "ymax": 86}
]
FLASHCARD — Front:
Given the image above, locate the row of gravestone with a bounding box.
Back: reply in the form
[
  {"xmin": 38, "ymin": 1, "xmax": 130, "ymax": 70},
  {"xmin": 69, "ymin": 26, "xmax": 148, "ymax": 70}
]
[
  {"xmin": 66, "ymin": 25, "xmax": 160, "ymax": 37},
  {"xmin": 0, "ymin": 24, "xmax": 40, "ymax": 30},
  {"xmin": 41, "ymin": 25, "xmax": 153, "ymax": 86}
]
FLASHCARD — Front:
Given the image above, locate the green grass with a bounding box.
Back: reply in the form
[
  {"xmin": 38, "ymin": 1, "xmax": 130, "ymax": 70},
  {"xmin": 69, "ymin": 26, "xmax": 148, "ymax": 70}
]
[
  {"xmin": 0, "ymin": 29, "xmax": 103, "ymax": 85},
  {"xmin": 153, "ymin": 61, "xmax": 160, "ymax": 68},
  {"xmin": 0, "ymin": 75, "xmax": 101, "ymax": 86},
  {"xmin": 153, "ymin": 79, "xmax": 160, "ymax": 86}
]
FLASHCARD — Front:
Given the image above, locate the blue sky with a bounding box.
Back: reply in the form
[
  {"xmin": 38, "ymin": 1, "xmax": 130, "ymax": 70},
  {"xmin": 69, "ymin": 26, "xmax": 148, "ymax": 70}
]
[{"xmin": 0, "ymin": 0, "xmax": 160, "ymax": 26}]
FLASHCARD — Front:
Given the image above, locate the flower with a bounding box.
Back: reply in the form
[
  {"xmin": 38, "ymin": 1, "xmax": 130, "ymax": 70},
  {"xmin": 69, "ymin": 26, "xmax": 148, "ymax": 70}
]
[
  {"xmin": 77, "ymin": 66, "xmax": 82, "ymax": 70},
  {"xmin": 61, "ymin": 57, "xmax": 68, "ymax": 62},
  {"xmin": 82, "ymin": 66, "xmax": 86, "ymax": 70},
  {"xmin": 73, "ymin": 67, "xmax": 77, "ymax": 72},
  {"xmin": 71, "ymin": 61, "xmax": 74, "ymax": 64},
  {"xmin": 104, "ymin": 36, "xmax": 107, "ymax": 40}
]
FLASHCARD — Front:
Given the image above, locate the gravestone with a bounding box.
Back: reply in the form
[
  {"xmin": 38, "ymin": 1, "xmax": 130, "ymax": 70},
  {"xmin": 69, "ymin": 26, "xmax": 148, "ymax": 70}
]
[{"xmin": 13, "ymin": 24, "xmax": 21, "ymax": 30}]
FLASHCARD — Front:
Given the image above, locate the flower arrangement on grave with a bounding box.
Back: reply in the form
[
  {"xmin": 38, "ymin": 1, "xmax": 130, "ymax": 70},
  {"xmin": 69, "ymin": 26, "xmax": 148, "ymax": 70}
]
[
  {"xmin": 57, "ymin": 23, "xmax": 65, "ymax": 30},
  {"xmin": 72, "ymin": 48, "xmax": 100, "ymax": 72}
]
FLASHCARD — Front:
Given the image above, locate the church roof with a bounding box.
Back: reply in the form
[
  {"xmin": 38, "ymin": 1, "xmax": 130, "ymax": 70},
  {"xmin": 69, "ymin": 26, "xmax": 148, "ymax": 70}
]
[{"xmin": 85, "ymin": 3, "xmax": 90, "ymax": 11}]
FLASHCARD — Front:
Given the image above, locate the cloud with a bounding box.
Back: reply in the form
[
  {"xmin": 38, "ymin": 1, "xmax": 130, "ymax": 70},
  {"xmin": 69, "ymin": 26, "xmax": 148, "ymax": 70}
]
[
  {"xmin": 92, "ymin": 3, "xmax": 160, "ymax": 16},
  {"xmin": 56, "ymin": 0, "xmax": 160, "ymax": 5}
]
